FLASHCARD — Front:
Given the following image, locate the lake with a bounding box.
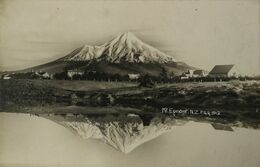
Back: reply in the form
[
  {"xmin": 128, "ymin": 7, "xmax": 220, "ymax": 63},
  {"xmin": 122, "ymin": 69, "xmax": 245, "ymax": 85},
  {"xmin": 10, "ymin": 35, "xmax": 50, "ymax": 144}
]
[{"xmin": 0, "ymin": 112, "xmax": 260, "ymax": 167}]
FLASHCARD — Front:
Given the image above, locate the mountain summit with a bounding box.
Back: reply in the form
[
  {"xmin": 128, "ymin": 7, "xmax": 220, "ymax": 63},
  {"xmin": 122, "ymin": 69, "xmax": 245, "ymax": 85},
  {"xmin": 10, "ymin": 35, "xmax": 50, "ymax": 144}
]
[
  {"xmin": 16, "ymin": 32, "xmax": 195, "ymax": 76},
  {"xmin": 59, "ymin": 32, "xmax": 177, "ymax": 63}
]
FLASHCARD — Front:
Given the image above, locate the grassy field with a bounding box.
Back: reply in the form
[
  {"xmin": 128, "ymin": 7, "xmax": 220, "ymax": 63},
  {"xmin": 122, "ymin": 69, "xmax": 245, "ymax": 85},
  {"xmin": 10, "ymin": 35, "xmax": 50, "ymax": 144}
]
[
  {"xmin": 1, "ymin": 79, "xmax": 260, "ymax": 128},
  {"xmin": 23, "ymin": 79, "xmax": 138, "ymax": 91},
  {"xmin": 1, "ymin": 79, "xmax": 260, "ymax": 108}
]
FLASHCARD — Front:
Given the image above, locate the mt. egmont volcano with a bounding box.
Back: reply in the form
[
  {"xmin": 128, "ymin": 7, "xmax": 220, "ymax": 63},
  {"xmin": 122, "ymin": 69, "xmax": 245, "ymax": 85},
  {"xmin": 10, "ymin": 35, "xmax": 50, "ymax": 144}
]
[
  {"xmin": 18, "ymin": 32, "xmax": 195, "ymax": 76},
  {"xmin": 59, "ymin": 32, "xmax": 176, "ymax": 63}
]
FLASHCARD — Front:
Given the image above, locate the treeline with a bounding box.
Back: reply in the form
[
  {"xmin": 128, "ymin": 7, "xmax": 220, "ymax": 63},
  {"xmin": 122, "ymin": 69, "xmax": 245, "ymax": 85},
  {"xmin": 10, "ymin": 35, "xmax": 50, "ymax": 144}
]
[
  {"xmin": 7, "ymin": 72, "xmax": 48, "ymax": 79},
  {"xmin": 54, "ymin": 71, "xmax": 129, "ymax": 82},
  {"xmin": 53, "ymin": 71, "xmax": 173, "ymax": 83},
  {"xmin": 4, "ymin": 71, "xmax": 260, "ymax": 83}
]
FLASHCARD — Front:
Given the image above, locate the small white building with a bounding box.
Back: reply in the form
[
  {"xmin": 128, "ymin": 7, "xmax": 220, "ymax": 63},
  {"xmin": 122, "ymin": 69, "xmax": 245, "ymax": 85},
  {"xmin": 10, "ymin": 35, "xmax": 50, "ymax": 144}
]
[
  {"xmin": 35, "ymin": 71, "xmax": 52, "ymax": 79},
  {"xmin": 67, "ymin": 69, "xmax": 85, "ymax": 78},
  {"xmin": 180, "ymin": 75, "xmax": 189, "ymax": 80},
  {"xmin": 193, "ymin": 70, "xmax": 208, "ymax": 77},
  {"xmin": 128, "ymin": 73, "xmax": 140, "ymax": 80},
  {"xmin": 184, "ymin": 70, "xmax": 194, "ymax": 78},
  {"xmin": 3, "ymin": 75, "xmax": 11, "ymax": 80},
  {"xmin": 180, "ymin": 70, "xmax": 194, "ymax": 80},
  {"xmin": 42, "ymin": 72, "xmax": 51, "ymax": 79}
]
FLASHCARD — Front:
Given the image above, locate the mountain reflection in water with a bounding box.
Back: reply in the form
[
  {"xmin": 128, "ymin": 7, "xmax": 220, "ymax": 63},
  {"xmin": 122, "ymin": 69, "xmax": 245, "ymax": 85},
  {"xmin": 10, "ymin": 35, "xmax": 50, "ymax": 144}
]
[
  {"xmin": 1, "ymin": 112, "xmax": 260, "ymax": 167},
  {"xmin": 43, "ymin": 113, "xmax": 187, "ymax": 153}
]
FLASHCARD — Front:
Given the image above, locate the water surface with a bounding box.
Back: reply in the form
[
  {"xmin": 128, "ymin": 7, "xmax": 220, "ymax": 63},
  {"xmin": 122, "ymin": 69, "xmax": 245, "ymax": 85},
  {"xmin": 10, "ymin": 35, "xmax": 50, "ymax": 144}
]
[{"xmin": 0, "ymin": 113, "xmax": 260, "ymax": 167}]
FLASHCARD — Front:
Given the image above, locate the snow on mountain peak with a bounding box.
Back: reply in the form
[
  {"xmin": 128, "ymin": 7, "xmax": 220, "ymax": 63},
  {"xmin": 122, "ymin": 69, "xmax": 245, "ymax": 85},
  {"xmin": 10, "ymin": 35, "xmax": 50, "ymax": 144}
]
[
  {"xmin": 59, "ymin": 32, "xmax": 177, "ymax": 63},
  {"xmin": 59, "ymin": 45, "xmax": 103, "ymax": 61}
]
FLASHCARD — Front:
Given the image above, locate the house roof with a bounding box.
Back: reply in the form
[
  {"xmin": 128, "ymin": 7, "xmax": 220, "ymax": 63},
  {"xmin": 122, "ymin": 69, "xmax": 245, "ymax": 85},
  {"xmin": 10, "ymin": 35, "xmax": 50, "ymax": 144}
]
[
  {"xmin": 209, "ymin": 65, "xmax": 234, "ymax": 74},
  {"xmin": 193, "ymin": 70, "xmax": 204, "ymax": 75}
]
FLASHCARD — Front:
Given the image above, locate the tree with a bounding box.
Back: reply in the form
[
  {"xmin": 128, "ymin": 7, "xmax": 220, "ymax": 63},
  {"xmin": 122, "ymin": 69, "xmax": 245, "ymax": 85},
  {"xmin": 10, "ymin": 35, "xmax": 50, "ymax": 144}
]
[
  {"xmin": 139, "ymin": 74, "xmax": 155, "ymax": 88},
  {"xmin": 53, "ymin": 71, "xmax": 69, "ymax": 80},
  {"xmin": 160, "ymin": 67, "xmax": 169, "ymax": 83},
  {"xmin": 72, "ymin": 74, "xmax": 82, "ymax": 80}
]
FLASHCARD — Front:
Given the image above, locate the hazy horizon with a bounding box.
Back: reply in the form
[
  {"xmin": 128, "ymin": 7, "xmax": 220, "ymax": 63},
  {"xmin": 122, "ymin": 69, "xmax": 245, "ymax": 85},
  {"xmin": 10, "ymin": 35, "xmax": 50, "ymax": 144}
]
[{"xmin": 0, "ymin": 0, "xmax": 259, "ymax": 75}]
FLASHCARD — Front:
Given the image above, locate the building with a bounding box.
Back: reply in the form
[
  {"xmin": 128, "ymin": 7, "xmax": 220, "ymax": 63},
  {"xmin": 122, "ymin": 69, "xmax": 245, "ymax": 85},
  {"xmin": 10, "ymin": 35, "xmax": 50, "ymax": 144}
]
[
  {"xmin": 36, "ymin": 71, "xmax": 51, "ymax": 79},
  {"xmin": 193, "ymin": 70, "xmax": 208, "ymax": 77},
  {"xmin": 128, "ymin": 73, "xmax": 140, "ymax": 80},
  {"xmin": 180, "ymin": 75, "xmax": 189, "ymax": 80},
  {"xmin": 180, "ymin": 70, "xmax": 194, "ymax": 80},
  {"xmin": 42, "ymin": 72, "xmax": 51, "ymax": 79},
  {"xmin": 208, "ymin": 65, "xmax": 239, "ymax": 78},
  {"xmin": 185, "ymin": 70, "xmax": 194, "ymax": 77},
  {"xmin": 3, "ymin": 75, "xmax": 11, "ymax": 80},
  {"xmin": 67, "ymin": 69, "xmax": 85, "ymax": 78}
]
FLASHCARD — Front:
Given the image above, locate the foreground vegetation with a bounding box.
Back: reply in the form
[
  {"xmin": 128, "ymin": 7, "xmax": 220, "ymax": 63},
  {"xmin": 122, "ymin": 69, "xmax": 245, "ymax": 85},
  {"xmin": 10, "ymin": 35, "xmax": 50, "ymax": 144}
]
[{"xmin": 0, "ymin": 79, "xmax": 260, "ymax": 129}]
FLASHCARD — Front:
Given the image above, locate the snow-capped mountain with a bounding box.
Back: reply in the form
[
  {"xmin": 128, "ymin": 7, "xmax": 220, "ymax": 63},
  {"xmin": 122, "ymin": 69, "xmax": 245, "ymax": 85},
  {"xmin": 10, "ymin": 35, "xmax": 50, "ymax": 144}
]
[
  {"xmin": 60, "ymin": 45, "xmax": 103, "ymax": 61},
  {"xmin": 48, "ymin": 114, "xmax": 187, "ymax": 153},
  {"xmin": 15, "ymin": 32, "xmax": 196, "ymax": 75},
  {"xmin": 59, "ymin": 32, "xmax": 177, "ymax": 63}
]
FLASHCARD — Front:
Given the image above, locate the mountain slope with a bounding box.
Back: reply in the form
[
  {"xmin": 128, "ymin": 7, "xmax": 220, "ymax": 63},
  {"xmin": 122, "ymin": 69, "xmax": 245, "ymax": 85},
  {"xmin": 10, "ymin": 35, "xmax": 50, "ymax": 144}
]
[
  {"xmin": 12, "ymin": 32, "xmax": 196, "ymax": 76},
  {"xmin": 100, "ymin": 32, "xmax": 177, "ymax": 63},
  {"xmin": 58, "ymin": 45, "xmax": 103, "ymax": 62},
  {"xmin": 81, "ymin": 61, "xmax": 194, "ymax": 76},
  {"xmin": 59, "ymin": 32, "xmax": 177, "ymax": 63}
]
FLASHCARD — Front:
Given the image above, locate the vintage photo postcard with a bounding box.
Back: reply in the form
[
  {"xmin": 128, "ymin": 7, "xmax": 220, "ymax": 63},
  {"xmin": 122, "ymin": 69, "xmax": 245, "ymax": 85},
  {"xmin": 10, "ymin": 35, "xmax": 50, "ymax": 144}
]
[{"xmin": 0, "ymin": 0, "xmax": 260, "ymax": 167}]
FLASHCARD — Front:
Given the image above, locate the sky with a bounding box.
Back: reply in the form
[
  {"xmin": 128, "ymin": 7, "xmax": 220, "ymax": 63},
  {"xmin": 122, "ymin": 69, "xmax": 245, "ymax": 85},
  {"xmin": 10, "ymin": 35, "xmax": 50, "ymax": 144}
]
[{"xmin": 0, "ymin": 0, "xmax": 259, "ymax": 75}]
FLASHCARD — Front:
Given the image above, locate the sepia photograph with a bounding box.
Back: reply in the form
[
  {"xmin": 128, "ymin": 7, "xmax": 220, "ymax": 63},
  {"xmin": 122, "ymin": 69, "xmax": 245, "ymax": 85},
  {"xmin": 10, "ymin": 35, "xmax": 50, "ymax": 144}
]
[{"xmin": 0, "ymin": 0, "xmax": 260, "ymax": 167}]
